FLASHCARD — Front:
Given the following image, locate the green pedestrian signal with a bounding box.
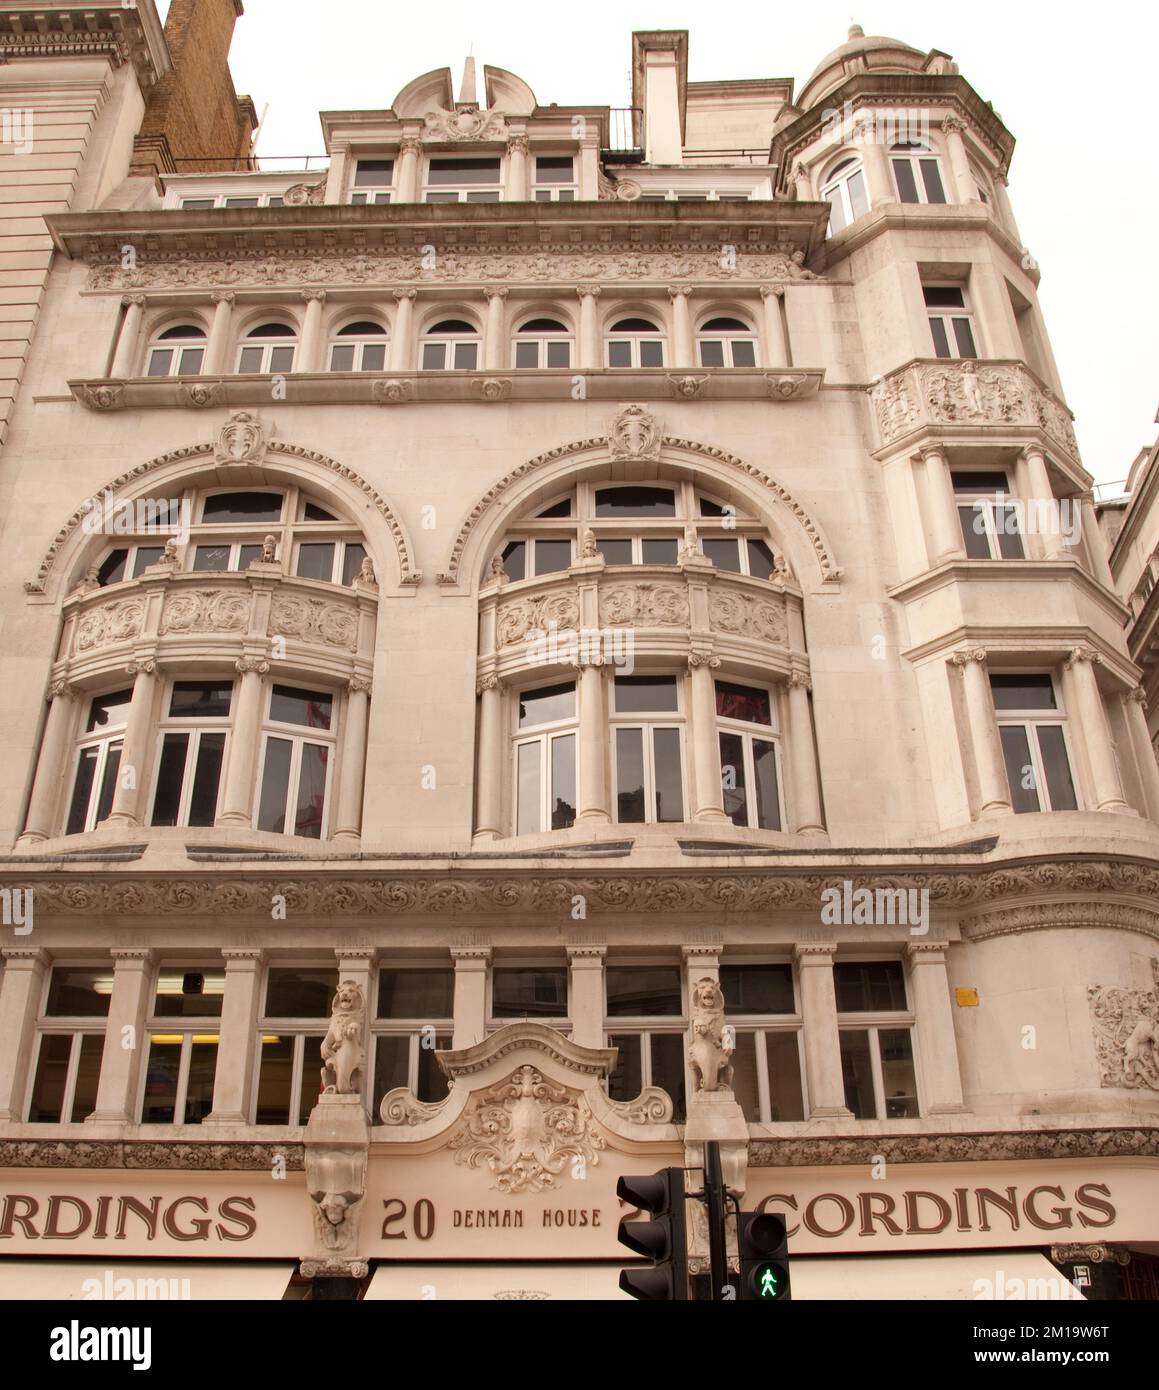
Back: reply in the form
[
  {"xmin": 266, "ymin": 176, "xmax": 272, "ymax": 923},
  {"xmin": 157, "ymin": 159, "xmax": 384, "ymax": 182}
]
[
  {"xmin": 756, "ymin": 1262, "xmax": 787, "ymax": 1298},
  {"xmin": 737, "ymin": 1213, "xmax": 792, "ymax": 1301}
]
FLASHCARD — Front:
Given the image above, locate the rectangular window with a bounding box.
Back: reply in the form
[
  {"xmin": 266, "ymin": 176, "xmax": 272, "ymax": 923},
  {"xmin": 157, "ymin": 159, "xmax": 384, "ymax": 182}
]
[
  {"xmin": 256, "ymin": 687, "xmax": 335, "ymax": 838},
  {"xmin": 605, "ymin": 966, "xmax": 683, "ymax": 1017},
  {"xmin": 371, "ymin": 967, "xmax": 453, "ymax": 1116},
  {"xmin": 721, "ymin": 964, "xmax": 804, "ymax": 1123},
  {"xmin": 141, "ymin": 965, "xmax": 222, "ymax": 1125},
  {"xmin": 425, "ymin": 157, "xmax": 501, "ymax": 202},
  {"xmin": 952, "ymin": 471, "xmax": 1025, "ymax": 560},
  {"xmin": 716, "ymin": 682, "xmax": 782, "ymax": 831},
  {"xmin": 612, "ymin": 678, "xmax": 684, "ymax": 824},
  {"xmin": 350, "ymin": 159, "xmax": 394, "ymax": 204},
  {"xmin": 255, "ymin": 968, "xmax": 336, "ymax": 1124},
  {"xmin": 514, "ymin": 682, "xmax": 577, "ymax": 834},
  {"xmin": 149, "ymin": 681, "xmax": 233, "ymax": 828},
  {"xmin": 533, "ymin": 156, "xmax": 577, "ymax": 201},
  {"xmin": 67, "ymin": 691, "xmax": 132, "ymax": 835},
  {"xmin": 607, "ymin": 1032, "xmax": 687, "ymax": 1123},
  {"xmin": 27, "ymin": 968, "xmax": 111, "ymax": 1123},
  {"xmin": 491, "ymin": 967, "xmax": 569, "ymax": 1020},
  {"xmin": 836, "ymin": 960, "xmax": 918, "ymax": 1119},
  {"xmin": 991, "ymin": 673, "xmax": 1079, "ymax": 813},
  {"xmin": 924, "ymin": 285, "xmax": 978, "ymax": 359}
]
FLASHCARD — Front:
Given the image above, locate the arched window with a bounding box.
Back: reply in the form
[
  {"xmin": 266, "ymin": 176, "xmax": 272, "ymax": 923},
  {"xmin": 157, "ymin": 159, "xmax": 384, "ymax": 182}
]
[
  {"xmin": 890, "ymin": 142, "xmax": 946, "ymax": 205},
  {"xmin": 697, "ymin": 317, "xmax": 758, "ymax": 368},
  {"xmin": 236, "ymin": 322, "xmax": 297, "ymax": 374},
  {"xmin": 820, "ymin": 156, "xmax": 868, "ymax": 235},
  {"xmin": 420, "ymin": 319, "xmax": 480, "ymax": 370},
  {"xmin": 606, "ymin": 317, "xmax": 666, "ymax": 368},
  {"xmin": 328, "ymin": 321, "xmax": 388, "ymax": 372},
  {"xmin": 146, "ymin": 325, "xmax": 206, "ymax": 378},
  {"xmin": 513, "ymin": 318, "xmax": 572, "ymax": 369}
]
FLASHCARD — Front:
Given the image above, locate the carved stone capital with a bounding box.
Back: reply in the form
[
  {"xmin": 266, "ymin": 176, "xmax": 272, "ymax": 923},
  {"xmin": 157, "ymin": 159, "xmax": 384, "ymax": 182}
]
[
  {"xmin": 758, "ymin": 283, "xmax": 786, "ymax": 299},
  {"xmin": 788, "ymin": 672, "xmax": 812, "ymax": 691},
  {"xmin": 221, "ymin": 948, "xmax": 264, "ymax": 962},
  {"xmin": 483, "ymin": 287, "xmax": 509, "ymax": 302},
  {"xmin": 506, "ymin": 134, "xmax": 530, "ymax": 155},
  {"xmin": 301, "ymin": 289, "xmax": 327, "ymax": 304},
  {"xmin": 347, "ymin": 676, "xmax": 373, "ymax": 696},
  {"xmin": 235, "ymin": 656, "xmax": 271, "ymax": 676},
  {"xmin": 793, "ymin": 942, "xmax": 836, "ymax": 963},
  {"xmin": 392, "ymin": 289, "xmax": 418, "ymax": 302},
  {"xmin": 450, "ymin": 946, "xmax": 493, "ymax": 962},
  {"xmin": 918, "ymin": 443, "xmax": 948, "ymax": 464},
  {"xmin": 110, "ymin": 948, "xmax": 155, "ymax": 963},
  {"xmin": 121, "ymin": 294, "xmax": 146, "ymax": 309},
  {"xmin": 941, "ymin": 114, "xmax": 968, "ymax": 135},
  {"xmin": 906, "ymin": 941, "xmax": 948, "ymax": 962},
  {"xmin": 475, "ymin": 673, "xmax": 499, "ymax": 695},
  {"xmin": 687, "ymin": 651, "xmax": 720, "ymax": 671},
  {"xmin": 566, "ymin": 944, "xmax": 607, "ymax": 960},
  {"xmin": 1050, "ymin": 1243, "xmax": 1130, "ymax": 1266},
  {"xmin": 398, "ymin": 136, "xmax": 422, "ymax": 158},
  {"xmin": 1066, "ymin": 644, "xmax": 1102, "ymax": 669},
  {"xmin": 1, "ymin": 948, "xmax": 51, "ymax": 965},
  {"xmin": 575, "ymin": 283, "xmax": 602, "ymax": 299},
  {"xmin": 950, "ymin": 647, "xmax": 988, "ymax": 667},
  {"xmin": 212, "ymin": 290, "xmax": 237, "ymax": 305},
  {"xmin": 124, "ymin": 658, "xmax": 156, "ymax": 677},
  {"xmin": 667, "ymin": 284, "xmax": 691, "ymax": 300},
  {"xmin": 47, "ymin": 679, "xmax": 78, "ymax": 702}
]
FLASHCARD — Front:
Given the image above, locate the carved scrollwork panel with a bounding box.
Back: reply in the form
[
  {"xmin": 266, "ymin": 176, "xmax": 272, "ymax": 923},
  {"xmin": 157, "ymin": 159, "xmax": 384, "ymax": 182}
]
[{"xmin": 598, "ymin": 582, "xmax": 689, "ymax": 628}]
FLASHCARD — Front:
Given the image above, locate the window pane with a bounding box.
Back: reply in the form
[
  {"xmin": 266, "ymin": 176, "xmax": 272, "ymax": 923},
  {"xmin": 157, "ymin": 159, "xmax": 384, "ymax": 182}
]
[
  {"xmin": 1037, "ymin": 725, "xmax": 1078, "ymax": 811},
  {"xmin": 501, "ymin": 540, "xmax": 526, "ymax": 582},
  {"xmin": 298, "ymin": 1036, "xmax": 324, "ymax": 1123},
  {"xmin": 731, "ymin": 339, "xmax": 757, "ymax": 367},
  {"xmin": 362, "ymin": 343, "xmax": 386, "ymax": 371},
  {"xmin": 193, "ymin": 544, "xmax": 232, "ymax": 572},
  {"xmin": 834, "ymin": 962, "xmax": 908, "ymax": 1012},
  {"xmin": 188, "ymin": 732, "xmax": 226, "ymax": 827},
  {"xmin": 616, "ymin": 728, "xmax": 645, "ymax": 823},
  {"xmin": 66, "ymin": 747, "xmax": 98, "ymax": 835},
  {"xmin": 702, "ymin": 537, "xmax": 742, "ymax": 572},
  {"xmin": 960, "ymin": 503, "xmax": 992, "ymax": 558},
  {"xmin": 929, "ymin": 318, "xmax": 952, "ymax": 357},
  {"xmin": 551, "ymin": 733, "xmax": 576, "ymax": 829},
  {"xmin": 879, "ymin": 1029, "xmax": 919, "ymax": 1117},
  {"xmin": 840, "ymin": 1030, "xmax": 877, "ymax": 1118},
  {"xmin": 130, "ymin": 547, "xmax": 164, "ymax": 578},
  {"xmin": 97, "ymin": 549, "xmax": 128, "ymax": 586},
  {"xmin": 257, "ymin": 737, "xmax": 292, "ymax": 833},
  {"xmin": 422, "ymin": 342, "xmax": 446, "ymax": 369},
  {"xmin": 746, "ymin": 538, "xmax": 776, "ymax": 579},
  {"xmin": 719, "ymin": 732, "xmax": 747, "ymax": 827},
  {"xmin": 45, "ymin": 969, "xmax": 112, "ymax": 1017},
  {"xmin": 269, "ymin": 346, "xmax": 295, "ymax": 373},
  {"xmin": 88, "ymin": 691, "xmax": 132, "ymax": 731},
  {"xmin": 847, "ymin": 168, "xmax": 868, "ymax": 218},
  {"xmin": 952, "ymin": 317, "xmax": 978, "ymax": 358},
  {"xmin": 150, "ymin": 732, "xmax": 189, "ymax": 827},
  {"xmin": 607, "ymin": 340, "xmax": 632, "ymax": 367},
  {"xmin": 892, "ymin": 159, "xmax": 920, "ymax": 202},
  {"xmin": 990, "ymin": 674, "xmax": 1057, "ymax": 711},
  {"xmin": 615, "ymin": 676, "xmax": 678, "ymax": 713},
  {"xmin": 753, "ymin": 740, "xmax": 781, "ymax": 830},
  {"xmin": 452, "ymin": 341, "xmax": 478, "ymax": 369},
  {"xmin": 732, "ymin": 1032, "xmax": 761, "ymax": 1120},
  {"xmin": 296, "ymin": 543, "xmax": 336, "ymax": 582},
  {"xmin": 238, "ymin": 346, "xmax": 263, "ymax": 373},
  {"xmin": 329, "ymin": 344, "xmax": 355, "ymax": 372},
  {"xmin": 354, "ymin": 159, "xmax": 394, "ymax": 186},
  {"xmin": 1000, "ymin": 724, "xmax": 1041, "ymax": 813},
  {"xmin": 535, "ymin": 156, "xmax": 573, "ymax": 181},
  {"xmin": 72, "ymin": 1034, "xmax": 104, "ymax": 1123},
  {"xmin": 721, "ymin": 965, "xmax": 794, "ymax": 1015},
  {"xmin": 416, "ymin": 1035, "xmax": 451, "ymax": 1102},
  {"xmin": 607, "ymin": 1034, "xmax": 642, "ymax": 1102},
  {"xmin": 995, "ymin": 506, "xmax": 1025, "ymax": 560},
  {"xmin": 169, "ymin": 681, "xmax": 233, "ymax": 719},
  {"xmin": 766, "ymin": 1032, "xmax": 805, "ymax": 1121},
  {"xmin": 294, "ymin": 742, "xmax": 329, "ymax": 838},
  {"xmin": 515, "ymin": 341, "xmax": 538, "ymax": 368},
  {"xmin": 141, "ymin": 1039, "xmax": 182, "ymax": 1123},
  {"xmin": 653, "ymin": 727, "xmax": 684, "ymax": 822},
  {"xmin": 650, "ymin": 1034, "xmax": 687, "ymax": 1123},
  {"xmin": 153, "ymin": 968, "xmax": 225, "ymax": 1018},
  {"xmin": 238, "ymin": 544, "xmax": 264, "ymax": 571},
  {"xmin": 716, "ymin": 681, "xmax": 771, "ymax": 725},
  {"xmin": 516, "ymin": 741, "xmax": 541, "ymax": 835},
  {"xmin": 428, "ymin": 158, "xmax": 500, "ymax": 184},
  {"xmin": 518, "ymin": 682, "xmax": 575, "ymax": 728},
  {"xmin": 341, "ymin": 544, "xmax": 367, "ymax": 587},
  {"xmin": 641, "ymin": 538, "xmax": 678, "ymax": 565},
  {"xmin": 532, "ymin": 538, "xmax": 572, "ymax": 575},
  {"xmin": 826, "ymin": 189, "xmax": 848, "ymax": 236},
  {"xmin": 270, "ymin": 686, "xmax": 333, "ymax": 729},
  {"xmin": 372, "ymin": 1035, "xmax": 409, "ymax": 1117},
  {"xmin": 185, "ymin": 1041, "xmax": 218, "ymax": 1124},
  {"xmin": 595, "ymin": 487, "xmax": 675, "ymax": 518},
  {"xmin": 28, "ymin": 1035, "xmax": 72, "ymax": 1121},
  {"xmin": 606, "ymin": 966, "xmax": 682, "ymax": 1018},
  {"xmin": 266, "ymin": 969, "xmax": 337, "ymax": 1018},
  {"xmin": 639, "ymin": 340, "xmax": 664, "ymax": 367},
  {"xmin": 377, "ymin": 969, "xmax": 454, "ymax": 1020},
  {"xmin": 147, "ymin": 349, "xmax": 173, "ymax": 378},
  {"xmin": 202, "ymin": 492, "xmax": 283, "ymax": 524},
  {"xmin": 597, "ymin": 538, "xmax": 633, "ymax": 566},
  {"xmin": 925, "ymin": 287, "xmax": 963, "ymax": 309},
  {"xmin": 492, "ymin": 967, "xmax": 568, "ymax": 1018},
  {"xmin": 546, "ymin": 341, "xmax": 571, "ymax": 368},
  {"xmin": 94, "ymin": 745, "xmax": 121, "ymax": 825},
  {"xmin": 254, "ymin": 1037, "xmax": 294, "ymax": 1123},
  {"xmin": 699, "ymin": 339, "xmax": 725, "ymax": 367},
  {"xmin": 920, "ymin": 159, "xmax": 946, "ymax": 203},
  {"xmin": 178, "ymin": 348, "xmax": 204, "ymax": 375}
]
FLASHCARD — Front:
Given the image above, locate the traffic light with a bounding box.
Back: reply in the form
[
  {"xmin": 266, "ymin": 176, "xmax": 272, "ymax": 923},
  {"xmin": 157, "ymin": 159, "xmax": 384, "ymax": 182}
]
[
  {"xmin": 616, "ymin": 1169, "xmax": 688, "ymax": 1300},
  {"xmin": 736, "ymin": 1211, "xmax": 791, "ymax": 1301}
]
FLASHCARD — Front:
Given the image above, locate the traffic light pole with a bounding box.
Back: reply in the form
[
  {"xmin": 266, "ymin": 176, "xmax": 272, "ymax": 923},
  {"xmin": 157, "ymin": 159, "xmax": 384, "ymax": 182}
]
[{"xmin": 703, "ymin": 1141, "xmax": 729, "ymax": 1301}]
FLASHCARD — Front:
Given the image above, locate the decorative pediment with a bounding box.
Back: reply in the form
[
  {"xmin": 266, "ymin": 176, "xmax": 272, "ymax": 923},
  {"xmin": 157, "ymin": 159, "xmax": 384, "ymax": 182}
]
[{"xmin": 422, "ymin": 106, "xmax": 508, "ymax": 142}]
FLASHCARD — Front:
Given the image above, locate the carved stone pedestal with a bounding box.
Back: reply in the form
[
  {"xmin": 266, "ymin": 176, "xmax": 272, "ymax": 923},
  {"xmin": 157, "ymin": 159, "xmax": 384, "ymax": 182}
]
[
  {"xmin": 301, "ymin": 1093, "xmax": 370, "ymax": 1280},
  {"xmin": 684, "ymin": 1090, "xmax": 750, "ymax": 1275}
]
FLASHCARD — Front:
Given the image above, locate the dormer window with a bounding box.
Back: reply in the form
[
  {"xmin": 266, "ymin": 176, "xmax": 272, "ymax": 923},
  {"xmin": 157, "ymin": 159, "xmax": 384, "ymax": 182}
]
[
  {"xmin": 533, "ymin": 156, "xmax": 576, "ymax": 201},
  {"xmin": 350, "ymin": 159, "xmax": 394, "ymax": 205},
  {"xmin": 146, "ymin": 325, "xmax": 206, "ymax": 378},
  {"xmin": 891, "ymin": 142, "xmax": 947, "ymax": 205},
  {"xmin": 425, "ymin": 157, "xmax": 501, "ymax": 203}
]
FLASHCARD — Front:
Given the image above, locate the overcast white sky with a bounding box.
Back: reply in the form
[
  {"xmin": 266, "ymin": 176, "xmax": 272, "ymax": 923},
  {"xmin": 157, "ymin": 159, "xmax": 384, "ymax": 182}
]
[{"xmin": 157, "ymin": 0, "xmax": 1157, "ymax": 487}]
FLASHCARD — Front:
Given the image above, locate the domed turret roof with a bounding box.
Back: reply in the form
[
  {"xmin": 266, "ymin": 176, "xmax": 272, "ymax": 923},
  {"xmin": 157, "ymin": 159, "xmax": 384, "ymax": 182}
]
[{"xmin": 798, "ymin": 24, "xmax": 934, "ymax": 110}]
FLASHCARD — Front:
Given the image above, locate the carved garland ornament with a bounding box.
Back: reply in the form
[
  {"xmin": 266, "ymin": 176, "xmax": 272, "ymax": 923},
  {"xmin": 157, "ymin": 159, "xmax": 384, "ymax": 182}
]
[{"xmin": 26, "ymin": 436, "xmax": 417, "ymax": 594}]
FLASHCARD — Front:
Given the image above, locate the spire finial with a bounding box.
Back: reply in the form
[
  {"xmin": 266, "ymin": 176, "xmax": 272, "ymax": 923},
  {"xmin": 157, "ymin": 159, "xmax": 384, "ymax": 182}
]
[
  {"xmin": 458, "ymin": 54, "xmax": 477, "ymax": 106},
  {"xmin": 848, "ymin": 22, "xmax": 865, "ymax": 39}
]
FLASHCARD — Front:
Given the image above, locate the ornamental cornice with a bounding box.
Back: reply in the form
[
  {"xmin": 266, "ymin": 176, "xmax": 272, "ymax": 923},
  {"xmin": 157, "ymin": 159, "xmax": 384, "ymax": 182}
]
[
  {"xmin": 0, "ymin": 1140, "xmax": 304, "ymax": 1171},
  {"xmin": 0, "ymin": 7, "xmax": 169, "ymax": 89},
  {"xmin": 748, "ymin": 1126, "xmax": 1159, "ymax": 1168},
  {"xmin": 961, "ymin": 901, "xmax": 1159, "ymax": 942}
]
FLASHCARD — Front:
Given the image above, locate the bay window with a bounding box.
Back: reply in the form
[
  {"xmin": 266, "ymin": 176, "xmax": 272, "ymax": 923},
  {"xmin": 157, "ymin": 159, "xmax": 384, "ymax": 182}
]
[
  {"xmin": 66, "ymin": 690, "xmax": 132, "ymax": 835},
  {"xmin": 991, "ymin": 673, "xmax": 1079, "ymax": 813},
  {"xmin": 835, "ymin": 961, "xmax": 919, "ymax": 1119},
  {"xmin": 891, "ymin": 142, "xmax": 947, "ymax": 204},
  {"xmin": 612, "ymin": 675, "xmax": 685, "ymax": 824},
  {"xmin": 514, "ymin": 682, "xmax": 577, "ymax": 834},
  {"xmin": 953, "ymin": 470, "xmax": 1024, "ymax": 559},
  {"xmin": 821, "ymin": 156, "xmax": 868, "ymax": 235},
  {"xmin": 149, "ymin": 681, "xmax": 232, "ymax": 827},
  {"xmin": 140, "ymin": 966, "xmax": 224, "ymax": 1124},
  {"xmin": 716, "ymin": 681, "xmax": 783, "ymax": 830},
  {"xmin": 254, "ymin": 967, "xmax": 336, "ymax": 1124},
  {"xmin": 26, "ymin": 967, "xmax": 109, "ymax": 1122},
  {"xmin": 256, "ymin": 685, "xmax": 336, "ymax": 838}
]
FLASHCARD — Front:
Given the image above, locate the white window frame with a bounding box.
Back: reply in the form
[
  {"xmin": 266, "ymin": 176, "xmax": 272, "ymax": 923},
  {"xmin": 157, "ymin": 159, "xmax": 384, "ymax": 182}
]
[
  {"xmin": 147, "ymin": 684, "xmax": 233, "ymax": 829},
  {"xmin": 890, "ymin": 143, "xmax": 948, "ymax": 205},
  {"xmin": 67, "ymin": 693, "xmax": 131, "ymax": 834},
  {"xmin": 292, "ymin": 538, "xmax": 368, "ymax": 587},
  {"xmin": 348, "ymin": 158, "xmax": 395, "ymax": 205},
  {"xmin": 533, "ymin": 155, "xmax": 577, "ymax": 201},
  {"xmin": 178, "ymin": 193, "xmax": 288, "ymax": 209},
  {"xmin": 698, "ymin": 531, "xmax": 779, "ymax": 578},
  {"xmin": 499, "ymin": 535, "xmax": 575, "ymax": 580},
  {"xmin": 730, "ymin": 1026, "xmax": 807, "ymax": 1124},
  {"xmin": 696, "ymin": 319, "xmax": 759, "ymax": 368},
  {"xmin": 512, "ymin": 681, "xmax": 579, "ymax": 835},
  {"xmin": 835, "ymin": 960, "xmax": 920, "ymax": 1120},
  {"xmin": 145, "ymin": 326, "xmax": 207, "ymax": 378},
  {"xmin": 953, "ymin": 474, "xmax": 1025, "ymax": 560},
  {"xmin": 26, "ymin": 1025, "xmax": 106, "ymax": 1123},
  {"xmin": 610, "ymin": 677, "xmax": 687, "ymax": 826},
  {"xmin": 924, "ymin": 284, "xmax": 978, "ymax": 360},
  {"xmin": 992, "ymin": 673, "xmax": 1082, "ymax": 813},
  {"xmin": 511, "ymin": 321, "xmax": 574, "ymax": 369},
  {"xmin": 139, "ymin": 969, "xmax": 224, "ymax": 1126},
  {"xmin": 369, "ymin": 965, "xmax": 453, "ymax": 1107},
  {"xmin": 96, "ymin": 542, "xmax": 169, "ymax": 586},
  {"xmin": 251, "ymin": 968, "xmax": 336, "ymax": 1125},
  {"xmin": 605, "ymin": 322, "xmax": 666, "ymax": 369},
  {"xmin": 423, "ymin": 156, "xmax": 502, "ymax": 203},
  {"xmin": 593, "ymin": 534, "xmax": 682, "ymax": 566},
  {"xmin": 236, "ymin": 326, "xmax": 298, "ymax": 375},
  {"xmin": 327, "ymin": 325, "xmax": 389, "ymax": 372},
  {"xmin": 254, "ymin": 688, "xmax": 337, "ymax": 839},
  {"xmin": 820, "ymin": 155, "xmax": 870, "ymax": 235},
  {"xmin": 716, "ymin": 684, "xmax": 785, "ymax": 831},
  {"xmin": 190, "ymin": 539, "xmax": 268, "ymax": 574}
]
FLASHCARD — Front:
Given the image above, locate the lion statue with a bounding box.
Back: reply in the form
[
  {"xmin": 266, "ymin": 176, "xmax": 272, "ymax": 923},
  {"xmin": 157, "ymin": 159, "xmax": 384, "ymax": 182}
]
[
  {"xmin": 687, "ymin": 976, "xmax": 734, "ymax": 1093},
  {"xmin": 320, "ymin": 980, "xmax": 366, "ymax": 1095}
]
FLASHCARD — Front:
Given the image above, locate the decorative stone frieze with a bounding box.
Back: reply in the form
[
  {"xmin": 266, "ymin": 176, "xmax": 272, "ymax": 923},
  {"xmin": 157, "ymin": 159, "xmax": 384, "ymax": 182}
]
[
  {"xmin": 0, "ymin": 1140, "xmax": 304, "ymax": 1170},
  {"xmin": 160, "ymin": 588, "xmax": 249, "ymax": 636},
  {"xmin": 707, "ymin": 587, "xmax": 788, "ymax": 643},
  {"xmin": 748, "ymin": 1127, "xmax": 1159, "ymax": 1167},
  {"xmin": 1088, "ymin": 981, "xmax": 1159, "ymax": 1091},
  {"xmin": 599, "ymin": 581, "xmax": 690, "ymax": 628}
]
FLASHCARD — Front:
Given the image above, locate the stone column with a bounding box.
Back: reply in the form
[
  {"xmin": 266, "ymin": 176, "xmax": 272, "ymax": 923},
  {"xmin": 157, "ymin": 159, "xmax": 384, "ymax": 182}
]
[
  {"xmin": 217, "ymin": 656, "xmax": 269, "ymax": 828},
  {"xmin": 110, "ymin": 295, "xmax": 146, "ymax": 378},
  {"xmin": 332, "ymin": 676, "xmax": 371, "ymax": 846},
  {"xmin": 106, "ymin": 658, "xmax": 157, "ymax": 826},
  {"xmin": 0, "ymin": 948, "xmax": 51, "ymax": 1121},
  {"xmin": 668, "ymin": 286, "xmax": 695, "ymax": 368},
  {"xmin": 451, "ymin": 947, "xmax": 491, "ymax": 1049},
  {"xmin": 568, "ymin": 946, "xmax": 606, "ymax": 1049},
  {"xmin": 1021, "ymin": 445, "xmax": 1062, "ymax": 559},
  {"xmin": 390, "ymin": 290, "xmax": 416, "ymax": 371},
  {"xmin": 395, "ymin": 135, "xmax": 422, "ymax": 203},
  {"xmin": 576, "ymin": 658, "xmax": 610, "ymax": 824},
  {"xmin": 299, "ymin": 290, "xmax": 327, "ymax": 373},
  {"xmin": 793, "ymin": 944, "xmax": 851, "ymax": 1117},
  {"xmin": 474, "ymin": 674, "xmax": 504, "ymax": 841},
  {"xmin": 759, "ymin": 284, "xmax": 789, "ymax": 369},
  {"xmin": 205, "ymin": 292, "xmax": 236, "ymax": 374},
  {"xmin": 950, "ymin": 648, "xmax": 1012, "ymax": 817},
  {"xmin": 941, "ymin": 115, "xmax": 976, "ymax": 203},
  {"xmin": 21, "ymin": 680, "xmax": 78, "ymax": 843},
  {"xmin": 505, "ymin": 134, "xmax": 529, "ymax": 201},
  {"xmin": 576, "ymin": 284, "xmax": 601, "ymax": 370},
  {"xmin": 204, "ymin": 949, "xmax": 264, "ymax": 1125},
  {"xmin": 787, "ymin": 673, "xmax": 825, "ymax": 835},
  {"xmin": 483, "ymin": 288, "xmax": 507, "ymax": 370},
  {"xmin": 688, "ymin": 653, "xmax": 727, "ymax": 822},
  {"xmin": 905, "ymin": 942, "xmax": 967, "ymax": 1114},
  {"xmin": 992, "ymin": 167, "xmax": 1022, "ymax": 246},
  {"xmin": 1126, "ymin": 689, "xmax": 1159, "ymax": 821},
  {"xmin": 1080, "ymin": 492, "xmax": 1115, "ymax": 588},
  {"xmin": 86, "ymin": 949, "xmax": 154, "ymax": 1125},
  {"xmin": 860, "ymin": 138, "xmax": 893, "ymax": 206},
  {"xmin": 791, "ymin": 161, "xmax": 813, "ymax": 202},
  {"xmin": 1065, "ymin": 647, "xmax": 1131, "ymax": 813},
  {"xmin": 921, "ymin": 445, "xmax": 966, "ymax": 563}
]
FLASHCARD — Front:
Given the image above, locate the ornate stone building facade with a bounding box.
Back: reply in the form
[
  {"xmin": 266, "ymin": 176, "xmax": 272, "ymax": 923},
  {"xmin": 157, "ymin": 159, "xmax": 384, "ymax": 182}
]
[{"xmin": 0, "ymin": 19, "xmax": 1157, "ymax": 1301}]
